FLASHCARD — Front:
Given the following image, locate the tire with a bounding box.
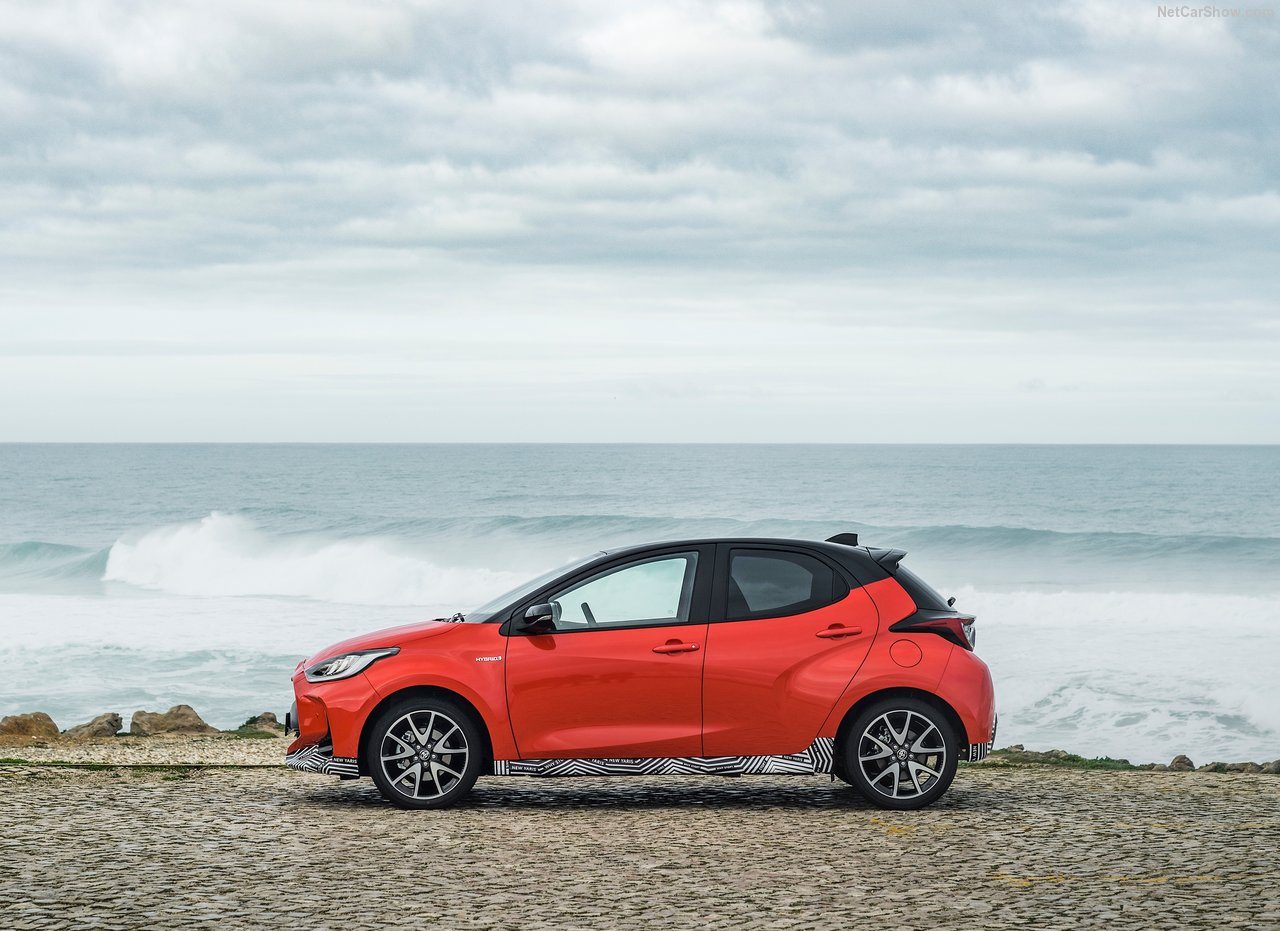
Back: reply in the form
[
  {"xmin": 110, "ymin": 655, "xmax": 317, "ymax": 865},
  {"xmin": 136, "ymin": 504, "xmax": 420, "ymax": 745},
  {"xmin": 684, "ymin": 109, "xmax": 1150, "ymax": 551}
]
[
  {"xmin": 838, "ymin": 697, "xmax": 958, "ymax": 810},
  {"xmin": 366, "ymin": 696, "xmax": 483, "ymax": 810}
]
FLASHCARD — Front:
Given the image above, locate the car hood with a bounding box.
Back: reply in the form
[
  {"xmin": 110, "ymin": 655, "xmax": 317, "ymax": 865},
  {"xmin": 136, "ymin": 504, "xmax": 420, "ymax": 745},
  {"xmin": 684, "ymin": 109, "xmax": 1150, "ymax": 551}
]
[{"xmin": 302, "ymin": 619, "xmax": 461, "ymax": 668}]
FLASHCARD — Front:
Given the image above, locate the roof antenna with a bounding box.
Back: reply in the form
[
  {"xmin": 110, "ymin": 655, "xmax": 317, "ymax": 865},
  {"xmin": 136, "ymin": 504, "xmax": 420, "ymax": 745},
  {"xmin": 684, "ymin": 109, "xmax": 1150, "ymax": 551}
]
[{"xmin": 826, "ymin": 532, "xmax": 859, "ymax": 546}]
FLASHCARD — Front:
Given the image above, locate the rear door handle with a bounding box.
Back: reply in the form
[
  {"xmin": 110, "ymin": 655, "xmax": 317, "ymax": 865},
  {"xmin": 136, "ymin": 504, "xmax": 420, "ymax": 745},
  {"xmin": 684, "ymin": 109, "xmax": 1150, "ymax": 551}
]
[
  {"xmin": 652, "ymin": 641, "xmax": 700, "ymax": 654},
  {"xmin": 816, "ymin": 626, "xmax": 863, "ymax": 639}
]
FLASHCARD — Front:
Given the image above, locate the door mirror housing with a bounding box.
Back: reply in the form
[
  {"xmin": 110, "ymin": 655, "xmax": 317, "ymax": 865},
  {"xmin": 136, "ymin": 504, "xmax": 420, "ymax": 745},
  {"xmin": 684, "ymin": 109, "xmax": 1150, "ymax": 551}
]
[{"xmin": 517, "ymin": 603, "xmax": 555, "ymax": 633}]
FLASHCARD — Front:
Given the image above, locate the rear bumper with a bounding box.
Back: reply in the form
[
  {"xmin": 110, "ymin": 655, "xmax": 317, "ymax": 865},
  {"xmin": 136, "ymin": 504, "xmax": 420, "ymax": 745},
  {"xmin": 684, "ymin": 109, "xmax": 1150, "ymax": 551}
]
[
  {"xmin": 285, "ymin": 743, "xmax": 360, "ymax": 779},
  {"xmin": 935, "ymin": 645, "xmax": 996, "ymax": 757},
  {"xmin": 965, "ymin": 713, "xmax": 997, "ymax": 762}
]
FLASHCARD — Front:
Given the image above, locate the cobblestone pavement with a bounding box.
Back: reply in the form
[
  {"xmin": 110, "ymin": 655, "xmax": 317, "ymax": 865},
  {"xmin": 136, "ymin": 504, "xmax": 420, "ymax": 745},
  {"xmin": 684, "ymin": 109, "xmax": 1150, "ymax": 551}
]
[
  {"xmin": 1, "ymin": 764, "xmax": 1276, "ymax": 930},
  {"xmin": 0, "ymin": 734, "xmax": 289, "ymax": 766}
]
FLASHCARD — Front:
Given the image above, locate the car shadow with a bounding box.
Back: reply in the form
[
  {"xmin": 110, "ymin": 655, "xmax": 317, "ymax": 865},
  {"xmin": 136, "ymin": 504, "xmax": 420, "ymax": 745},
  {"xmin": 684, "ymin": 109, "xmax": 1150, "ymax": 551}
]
[{"xmin": 295, "ymin": 775, "xmax": 1005, "ymax": 813}]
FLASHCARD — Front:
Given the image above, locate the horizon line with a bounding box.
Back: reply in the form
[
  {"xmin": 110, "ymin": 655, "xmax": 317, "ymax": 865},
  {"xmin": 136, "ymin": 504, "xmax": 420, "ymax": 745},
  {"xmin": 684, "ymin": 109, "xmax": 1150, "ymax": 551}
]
[{"xmin": 2, "ymin": 441, "xmax": 1278, "ymax": 448}]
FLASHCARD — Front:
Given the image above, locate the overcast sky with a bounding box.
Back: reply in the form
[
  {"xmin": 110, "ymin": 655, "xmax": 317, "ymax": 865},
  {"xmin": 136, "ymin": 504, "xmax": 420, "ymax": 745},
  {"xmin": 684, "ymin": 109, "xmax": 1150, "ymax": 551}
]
[{"xmin": 1, "ymin": 1, "xmax": 1276, "ymax": 442}]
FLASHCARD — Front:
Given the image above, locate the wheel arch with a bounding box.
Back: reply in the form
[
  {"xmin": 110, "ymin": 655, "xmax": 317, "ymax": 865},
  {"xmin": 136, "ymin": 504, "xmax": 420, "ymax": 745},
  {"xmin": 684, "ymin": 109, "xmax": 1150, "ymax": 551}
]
[
  {"xmin": 831, "ymin": 687, "xmax": 964, "ymax": 778},
  {"xmin": 357, "ymin": 685, "xmax": 495, "ymax": 777}
]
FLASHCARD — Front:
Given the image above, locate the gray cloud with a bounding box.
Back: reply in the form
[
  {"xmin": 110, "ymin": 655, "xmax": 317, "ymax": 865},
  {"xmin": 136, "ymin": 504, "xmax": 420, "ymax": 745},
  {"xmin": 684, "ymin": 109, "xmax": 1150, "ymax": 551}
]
[{"xmin": 0, "ymin": 0, "xmax": 1276, "ymax": 441}]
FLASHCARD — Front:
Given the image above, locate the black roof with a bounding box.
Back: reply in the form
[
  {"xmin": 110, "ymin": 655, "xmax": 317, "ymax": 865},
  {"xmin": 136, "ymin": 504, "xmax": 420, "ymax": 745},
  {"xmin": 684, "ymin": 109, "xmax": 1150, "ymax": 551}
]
[{"xmin": 598, "ymin": 536, "xmax": 892, "ymax": 586}]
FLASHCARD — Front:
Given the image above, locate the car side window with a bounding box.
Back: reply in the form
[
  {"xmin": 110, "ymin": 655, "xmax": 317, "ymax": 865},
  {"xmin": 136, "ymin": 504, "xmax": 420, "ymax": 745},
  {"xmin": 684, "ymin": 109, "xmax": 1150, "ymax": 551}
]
[
  {"xmin": 548, "ymin": 553, "xmax": 698, "ymax": 630},
  {"xmin": 725, "ymin": 549, "xmax": 847, "ymax": 621}
]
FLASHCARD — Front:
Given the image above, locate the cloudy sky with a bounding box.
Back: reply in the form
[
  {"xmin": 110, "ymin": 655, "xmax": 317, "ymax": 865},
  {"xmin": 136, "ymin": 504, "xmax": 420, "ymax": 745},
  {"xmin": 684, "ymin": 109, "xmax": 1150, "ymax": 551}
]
[{"xmin": 1, "ymin": 1, "xmax": 1276, "ymax": 442}]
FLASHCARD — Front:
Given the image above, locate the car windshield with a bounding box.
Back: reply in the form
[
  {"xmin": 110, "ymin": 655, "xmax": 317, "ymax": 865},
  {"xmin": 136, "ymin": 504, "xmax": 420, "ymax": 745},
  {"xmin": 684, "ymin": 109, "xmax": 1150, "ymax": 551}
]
[{"xmin": 463, "ymin": 552, "xmax": 604, "ymax": 622}]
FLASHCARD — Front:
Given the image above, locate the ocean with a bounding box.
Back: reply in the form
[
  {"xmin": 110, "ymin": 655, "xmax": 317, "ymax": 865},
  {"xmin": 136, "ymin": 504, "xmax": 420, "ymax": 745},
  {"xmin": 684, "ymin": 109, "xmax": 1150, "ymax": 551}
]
[{"xmin": 1, "ymin": 443, "xmax": 1276, "ymax": 764}]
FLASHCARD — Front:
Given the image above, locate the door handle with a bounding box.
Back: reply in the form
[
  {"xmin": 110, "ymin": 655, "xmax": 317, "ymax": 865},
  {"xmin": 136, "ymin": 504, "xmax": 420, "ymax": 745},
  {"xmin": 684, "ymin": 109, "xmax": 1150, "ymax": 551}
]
[
  {"xmin": 652, "ymin": 641, "xmax": 700, "ymax": 654},
  {"xmin": 816, "ymin": 626, "xmax": 863, "ymax": 639}
]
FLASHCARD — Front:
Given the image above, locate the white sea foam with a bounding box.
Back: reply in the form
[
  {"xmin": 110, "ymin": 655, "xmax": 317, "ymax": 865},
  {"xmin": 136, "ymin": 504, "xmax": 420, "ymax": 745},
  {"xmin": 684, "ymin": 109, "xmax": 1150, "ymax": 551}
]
[
  {"xmin": 959, "ymin": 586, "xmax": 1278, "ymax": 763},
  {"xmin": 103, "ymin": 512, "xmax": 529, "ymax": 606}
]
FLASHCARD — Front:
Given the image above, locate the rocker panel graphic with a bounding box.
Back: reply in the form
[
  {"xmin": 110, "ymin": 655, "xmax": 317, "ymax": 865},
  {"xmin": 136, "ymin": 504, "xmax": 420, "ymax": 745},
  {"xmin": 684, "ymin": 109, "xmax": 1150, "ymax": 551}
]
[{"xmin": 491, "ymin": 737, "xmax": 836, "ymax": 777}]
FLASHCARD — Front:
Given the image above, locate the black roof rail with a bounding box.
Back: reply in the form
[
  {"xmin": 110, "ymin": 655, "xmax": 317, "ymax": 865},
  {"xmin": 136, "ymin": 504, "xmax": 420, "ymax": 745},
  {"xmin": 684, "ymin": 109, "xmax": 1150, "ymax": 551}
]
[{"xmin": 826, "ymin": 532, "xmax": 860, "ymax": 546}]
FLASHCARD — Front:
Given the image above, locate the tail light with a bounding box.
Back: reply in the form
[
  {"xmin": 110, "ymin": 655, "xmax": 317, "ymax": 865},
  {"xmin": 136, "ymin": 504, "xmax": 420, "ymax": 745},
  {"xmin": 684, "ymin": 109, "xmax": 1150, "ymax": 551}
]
[{"xmin": 890, "ymin": 611, "xmax": 977, "ymax": 650}]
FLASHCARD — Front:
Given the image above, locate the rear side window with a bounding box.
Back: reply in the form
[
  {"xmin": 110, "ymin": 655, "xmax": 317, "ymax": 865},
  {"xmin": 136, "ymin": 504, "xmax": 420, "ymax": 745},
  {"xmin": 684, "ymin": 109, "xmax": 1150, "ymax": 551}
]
[{"xmin": 725, "ymin": 549, "xmax": 847, "ymax": 621}]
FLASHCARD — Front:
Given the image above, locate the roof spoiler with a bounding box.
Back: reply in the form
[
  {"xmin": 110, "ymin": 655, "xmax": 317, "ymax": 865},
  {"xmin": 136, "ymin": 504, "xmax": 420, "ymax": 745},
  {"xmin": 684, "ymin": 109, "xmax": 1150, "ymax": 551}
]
[
  {"xmin": 826, "ymin": 534, "xmax": 907, "ymax": 572},
  {"xmin": 867, "ymin": 546, "xmax": 907, "ymax": 572}
]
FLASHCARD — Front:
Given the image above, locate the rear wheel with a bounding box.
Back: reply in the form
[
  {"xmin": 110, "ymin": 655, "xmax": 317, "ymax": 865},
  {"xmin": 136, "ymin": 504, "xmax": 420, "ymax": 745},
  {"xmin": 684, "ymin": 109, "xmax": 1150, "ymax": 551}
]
[
  {"xmin": 839, "ymin": 697, "xmax": 957, "ymax": 810},
  {"xmin": 367, "ymin": 697, "xmax": 482, "ymax": 809}
]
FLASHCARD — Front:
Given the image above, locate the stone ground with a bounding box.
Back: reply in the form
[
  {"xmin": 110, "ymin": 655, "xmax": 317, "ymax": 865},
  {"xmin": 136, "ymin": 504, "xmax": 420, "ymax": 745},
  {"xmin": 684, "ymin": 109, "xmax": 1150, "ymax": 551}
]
[{"xmin": 0, "ymin": 754, "xmax": 1276, "ymax": 930}]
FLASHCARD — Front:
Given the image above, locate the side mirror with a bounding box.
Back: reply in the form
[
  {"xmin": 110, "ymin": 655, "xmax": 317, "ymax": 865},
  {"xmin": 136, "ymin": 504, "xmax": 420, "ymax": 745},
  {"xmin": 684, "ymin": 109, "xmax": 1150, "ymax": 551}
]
[{"xmin": 517, "ymin": 603, "xmax": 555, "ymax": 633}]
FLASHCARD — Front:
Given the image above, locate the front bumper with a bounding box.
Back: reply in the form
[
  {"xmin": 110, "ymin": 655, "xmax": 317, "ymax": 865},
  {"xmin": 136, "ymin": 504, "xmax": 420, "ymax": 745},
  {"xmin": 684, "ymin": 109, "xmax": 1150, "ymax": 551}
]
[{"xmin": 285, "ymin": 743, "xmax": 360, "ymax": 779}]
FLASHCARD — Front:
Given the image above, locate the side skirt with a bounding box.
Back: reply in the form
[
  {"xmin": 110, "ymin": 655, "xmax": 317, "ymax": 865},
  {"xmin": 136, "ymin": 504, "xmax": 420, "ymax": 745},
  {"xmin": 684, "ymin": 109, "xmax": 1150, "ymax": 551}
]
[{"xmin": 491, "ymin": 737, "xmax": 835, "ymax": 777}]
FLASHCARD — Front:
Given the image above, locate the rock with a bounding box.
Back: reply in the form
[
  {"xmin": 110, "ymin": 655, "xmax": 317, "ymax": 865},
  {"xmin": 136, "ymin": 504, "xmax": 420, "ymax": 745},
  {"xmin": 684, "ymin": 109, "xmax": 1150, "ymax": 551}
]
[
  {"xmin": 1168, "ymin": 754, "xmax": 1194, "ymax": 771},
  {"xmin": 1264, "ymin": 760, "xmax": 1280, "ymax": 775},
  {"xmin": 1148, "ymin": 764, "xmax": 1169, "ymax": 772},
  {"xmin": 64, "ymin": 712, "xmax": 123, "ymax": 739},
  {"xmin": 130, "ymin": 704, "xmax": 219, "ymax": 736},
  {"xmin": 0, "ymin": 712, "xmax": 60, "ymax": 737},
  {"xmin": 240, "ymin": 712, "xmax": 284, "ymax": 735},
  {"xmin": 1238, "ymin": 762, "xmax": 1263, "ymax": 774}
]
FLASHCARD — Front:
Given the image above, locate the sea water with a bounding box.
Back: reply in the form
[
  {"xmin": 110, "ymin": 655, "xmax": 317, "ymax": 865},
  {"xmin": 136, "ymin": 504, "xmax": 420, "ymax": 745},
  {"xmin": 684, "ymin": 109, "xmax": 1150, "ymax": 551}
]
[{"xmin": 1, "ymin": 443, "xmax": 1276, "ymax": 764}]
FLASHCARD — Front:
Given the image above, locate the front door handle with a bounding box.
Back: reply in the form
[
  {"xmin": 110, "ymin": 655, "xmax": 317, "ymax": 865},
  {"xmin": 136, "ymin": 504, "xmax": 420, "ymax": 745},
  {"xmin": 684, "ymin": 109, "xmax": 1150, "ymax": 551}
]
[
  {"xmin": 652, "ymin": 641, "xmax": 700, "ymax": 654},
  {"xmin": 816, "ymin": 625, "xmax": 863, "ymax": 639}
]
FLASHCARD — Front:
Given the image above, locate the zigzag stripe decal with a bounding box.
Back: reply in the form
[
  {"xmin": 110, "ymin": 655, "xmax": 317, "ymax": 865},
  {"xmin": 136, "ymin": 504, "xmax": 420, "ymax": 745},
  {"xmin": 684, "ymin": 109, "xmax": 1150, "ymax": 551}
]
[
  {"xmin": 285, "ymin": 744, "xmax": 359, "ymax": 778},
  {"xmin": 491, "ymin": 738, "xmax": 836, "ymax": 777}
]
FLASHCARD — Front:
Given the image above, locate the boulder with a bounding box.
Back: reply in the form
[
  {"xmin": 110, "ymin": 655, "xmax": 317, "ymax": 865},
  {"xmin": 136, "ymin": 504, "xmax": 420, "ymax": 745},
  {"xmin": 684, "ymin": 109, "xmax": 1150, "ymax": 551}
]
[
  {"xmin": 1168, "ymin": 754, "xmax": 1194, "ymax": 771},
  {"xmin": 130, "ymin": 704, "xmax": 219, "ymax": 736},
  {"xmin": 240, "ymin": 712, "xmax": 285, "ymax": 735},
  {"xmin": 0, "ymin": 712, "xmax": 60, "ymax": 737},
  {"xmin": 1264, "ymin": 760, "xmax": 1280, "ymax": 775},
  {"xmin": 64, "ymin": 712, "xmax": 123, "ymax": 739}
]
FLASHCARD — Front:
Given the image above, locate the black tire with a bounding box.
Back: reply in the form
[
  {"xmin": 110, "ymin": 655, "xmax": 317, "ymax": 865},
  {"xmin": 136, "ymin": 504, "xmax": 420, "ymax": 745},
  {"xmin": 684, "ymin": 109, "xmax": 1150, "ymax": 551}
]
[
  {"xmin": 366, "ymin": 696, "xmax": 483, "ymax": 810},
  {"xmin": 838, "ymin": 696, "xmax": 958, "ymax": 811}
]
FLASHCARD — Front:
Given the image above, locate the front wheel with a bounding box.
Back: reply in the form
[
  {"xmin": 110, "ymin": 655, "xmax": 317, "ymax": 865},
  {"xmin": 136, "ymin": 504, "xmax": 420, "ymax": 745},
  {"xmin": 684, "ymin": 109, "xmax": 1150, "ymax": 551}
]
[
  {"xmin": 839, "ymin": 697, "xmax": 958, "ymax": 810},
  {"xmin": 367, "ymin": 697, "xmax": 483, "ymax": 809}
]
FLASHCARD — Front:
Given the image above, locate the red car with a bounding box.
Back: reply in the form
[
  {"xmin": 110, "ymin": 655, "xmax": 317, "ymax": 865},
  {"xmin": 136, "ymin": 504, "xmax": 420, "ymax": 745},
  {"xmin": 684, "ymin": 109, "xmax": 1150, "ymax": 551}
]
[{"xmin": 286, "ymin": 534, "xmax": 995, "ymax": 810}]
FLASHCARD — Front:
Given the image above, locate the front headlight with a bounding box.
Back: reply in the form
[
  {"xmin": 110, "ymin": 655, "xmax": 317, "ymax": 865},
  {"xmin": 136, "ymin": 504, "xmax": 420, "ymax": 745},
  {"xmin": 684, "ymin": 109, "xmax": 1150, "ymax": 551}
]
[{"xmin": 304, "ymin": 647, "xmax": 399, "ymax": 683}]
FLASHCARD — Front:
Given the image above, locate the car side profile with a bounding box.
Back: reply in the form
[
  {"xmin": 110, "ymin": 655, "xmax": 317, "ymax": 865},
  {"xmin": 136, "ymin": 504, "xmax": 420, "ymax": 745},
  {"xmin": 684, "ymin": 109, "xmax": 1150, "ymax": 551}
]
[{"xmin": 285, "ymin": 534, "xmax": 996, "ymax": 810}]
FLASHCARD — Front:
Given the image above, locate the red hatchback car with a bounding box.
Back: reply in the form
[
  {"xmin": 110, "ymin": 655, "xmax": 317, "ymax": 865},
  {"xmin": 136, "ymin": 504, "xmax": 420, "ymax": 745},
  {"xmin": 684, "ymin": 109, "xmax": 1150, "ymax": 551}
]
[{"xmin": 286, "ymin": 534, "xmax": 996, "ymax": 810}]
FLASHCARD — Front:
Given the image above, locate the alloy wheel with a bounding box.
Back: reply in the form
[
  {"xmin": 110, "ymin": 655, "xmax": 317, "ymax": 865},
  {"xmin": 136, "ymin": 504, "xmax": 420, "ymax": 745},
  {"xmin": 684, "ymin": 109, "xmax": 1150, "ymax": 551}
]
[
  {"xmin": 379, "ymin": 709, "xmax": 470, "ymax": 801},
  {"xmin": 856, "ymin": 709, "xmax": 948, "ymax": 801}
]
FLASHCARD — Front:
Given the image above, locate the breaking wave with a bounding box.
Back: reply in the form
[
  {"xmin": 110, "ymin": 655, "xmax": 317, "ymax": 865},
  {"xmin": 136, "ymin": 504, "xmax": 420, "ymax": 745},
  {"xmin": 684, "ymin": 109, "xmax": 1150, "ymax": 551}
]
[{"xmin": 102, "ymin": 512, "xmax": 528, "ymax": 606}]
